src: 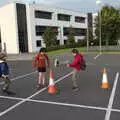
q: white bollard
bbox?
[54,59,59,67]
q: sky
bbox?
[0,0,120,13]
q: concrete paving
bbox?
[0,53,120,120]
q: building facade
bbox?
[0,2,88,54]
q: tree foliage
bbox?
[66,27,76,47]
[94,5,120,46]
[43,27,57,48]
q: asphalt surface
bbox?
[0,53,120,120]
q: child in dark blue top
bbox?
[0,53,11,92]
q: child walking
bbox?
[67,48,83,91]
[0,53,11,92]
[33,47,50,89]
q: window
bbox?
[36,26,46,36]
[57,14,71,21]
[35,10,52,19]
[64,40,67,44]
[74,28,86,36]
[75,16,85,23]
[63,28,69,36]
[36,40,41,47]
[63,27,86,36]
[35,26,58,36]
[56,40,60,45]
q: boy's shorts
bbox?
[0,62,9,77]
[37,67,46,72]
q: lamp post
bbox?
[96,0,102,54]
[87,16,89,52]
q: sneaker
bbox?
[72,87,79,91]
[2,87,8,92]
[36,84,43,89]
[43,83,48,87]
[2,84,9,92]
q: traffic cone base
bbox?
[48,70,57,94]
[101,83,109,89]
[48,85,57,94]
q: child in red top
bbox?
[67,48,83,91]
[33,48,50,89]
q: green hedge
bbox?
[46,40,86,52]
[46,45,67,52]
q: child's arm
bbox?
[45,54,50,68]
[32,54,38,69]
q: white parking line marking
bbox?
[94,53,102,59]
[1,95,120,114]
[0,72,73,117]
[0,71,36,85]
[28,99,107,111]
[86,61,95,65]
[104,72,119,120]
[0,96,24,101]
[0,54,120,118]
[11,72,37,81]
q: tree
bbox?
[66,27,76,48]
[94,5,120,46]
[43,27,57,48]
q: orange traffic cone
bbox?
[101,68,109,89]
[48,70,57,94]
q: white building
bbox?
[0,2,88,54]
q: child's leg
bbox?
[1,62,11,91]
[42,72,45,85]
[2,76,11,91]
[38,72,42,85]
[72,69,78,88]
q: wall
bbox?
[0,3,19,54]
